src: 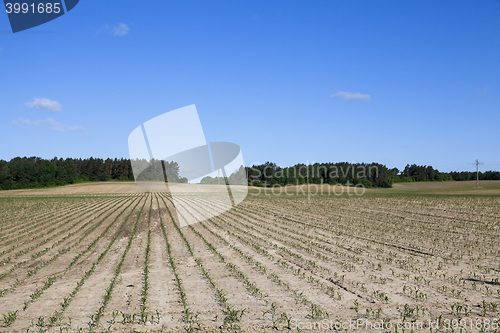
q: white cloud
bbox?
[13,117,84,132]
[113,23,130,36]
[331,91,371,101]
[25,98,62,112]
[13,117,31,126]
[98,23,130,36]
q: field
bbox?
[1,181,500,332]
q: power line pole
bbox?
[307,162,310,200]
[476,159,479,188]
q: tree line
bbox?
[199,166,247,185]
[449,170,500,181]
[0,156,184,190]
[0,157,498,190]
[390,164,453,182]
[246,162,500,188]
[246,162,392,188]
[391,164,500,182]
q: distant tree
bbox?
[55,166,69,185]
[228,165,247,185]
[164,161,180,182]
[200,176,215,184]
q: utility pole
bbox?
[476,159,479,188]
[307,163,309,195]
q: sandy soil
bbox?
[0,183,499,332]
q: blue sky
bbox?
[1,0,499,172]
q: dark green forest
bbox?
[0,157,499,190]
[246,162,500,188]
[0,157,135,190]
[0,157,191,190]
[246,162,391,188]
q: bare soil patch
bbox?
[1,182,499,332]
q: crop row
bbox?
[20,196,138,310]
[162,193,331,321]
[0,196,126,284]
[22,196,143,330]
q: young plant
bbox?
[2,310,18,327]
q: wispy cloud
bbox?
[476,86,489,95]
[331,91,371,101]
[13,117,32,126]
[25,98,62,112]
[113,23,129,36]
[13,117,84,132]
[98,23,130,36]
